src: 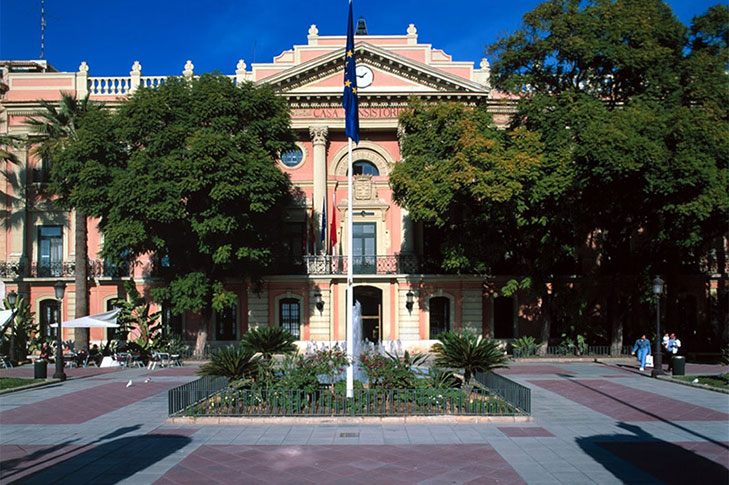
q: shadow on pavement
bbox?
[3,427,190,484]
[577,423,729,484]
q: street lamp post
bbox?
[7,290,18,365]
[651,276,664,378]
[53,281,66,381]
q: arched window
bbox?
[215,304,238,341]
[279,298,300,338]
[39,299,60,339]
[353,160,379,176]
[429,297,450,339]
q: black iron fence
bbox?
[512,345,633,358]
[168,375,229,416]
[475,372,531,415]
[170,387,524,417]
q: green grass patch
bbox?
[674,374,729,390]
[0,377,46,390]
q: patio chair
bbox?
[0,355,13,369]
[114,352,131,368]
[83,354,98,368]
[170,353,183,367]
[131,354,145,368]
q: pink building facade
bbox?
[2,24,725,352]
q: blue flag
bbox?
[343,0,360,143]
[320,196,327,246]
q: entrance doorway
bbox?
[353,286,382,343]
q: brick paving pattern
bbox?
[498,426,555,438]
[154,444,526,485]
[528,378,729,422]
[0,365,122,380]
[0,380,182,424]
[1,362,727,483]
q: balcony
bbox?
[0,259,131,279]
[302,254,419,275]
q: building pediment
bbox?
[261,42,489,98]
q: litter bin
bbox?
[672,355,686,376]
[34,359,48,379]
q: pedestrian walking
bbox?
[631,334,652,371]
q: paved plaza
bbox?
[0,361,727,484]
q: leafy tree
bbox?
[488,0,729,351]
[25,93,113,348]
[100,74,296,358]
[431,331,509,395]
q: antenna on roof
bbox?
[355,17,368,35]
[40,0,46,59]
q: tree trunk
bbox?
[608,279,624,356]
[193,310,211,359]
[74,210,89,348]
[538,287,552,356]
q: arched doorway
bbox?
[354,286,382,343]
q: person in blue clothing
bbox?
[631,334,652,371]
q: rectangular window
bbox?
[215,305,237,341]
[38,225,63,277]
[279,299,300,338]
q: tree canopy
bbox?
[96,74,296,354]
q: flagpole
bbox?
[346,137,354,398]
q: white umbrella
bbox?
[0,309,13,328]
[50,308,120,328]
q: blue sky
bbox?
[0,0,721,76]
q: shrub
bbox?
[199,344,260,382]
[511,336,538,357]
[241,326,297,360]
[359,351,417,389]
[431,331,509,394]
[423,367,461,389]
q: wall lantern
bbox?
[314,292,324,313]
[652,276,664,296]
[54,281,66,299]
[406,291,414,313]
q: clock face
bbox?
[356,65,374,88]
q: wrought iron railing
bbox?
[170,386,524,417]
[475,372,531,415]
[512,345,634,358]
[168,375,229,416]
[0,259,131,279]
[303,254,419,275]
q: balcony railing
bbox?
[303,254,419,275]
[0,259,132,278]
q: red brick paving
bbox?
[0,380,182,425]
[498,365,569,375]
[155,444,526,485]
[0,365,121,379]
[598,441,729,484]
[498,426,555,438]
[529,379,729,422]
[0,444,92,483]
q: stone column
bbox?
[309,126,328,253]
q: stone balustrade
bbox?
[82,59,250,96]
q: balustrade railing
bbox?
[303,254,419,275]
[88,76,132,95]
[140,76,166,89]
[0,259,131,279]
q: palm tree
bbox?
[26,93,99,348]
[431,330,509,396]
[240,326,297,361]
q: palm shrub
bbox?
[199,344,261,382]
[424,367,461,389]
[240,326,297,361]
[431,331,509,395]
[511,336,538,358]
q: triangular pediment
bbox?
[261,42,488,96]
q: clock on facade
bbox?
[356,65,374,88]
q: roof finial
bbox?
[355,17,368,35]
